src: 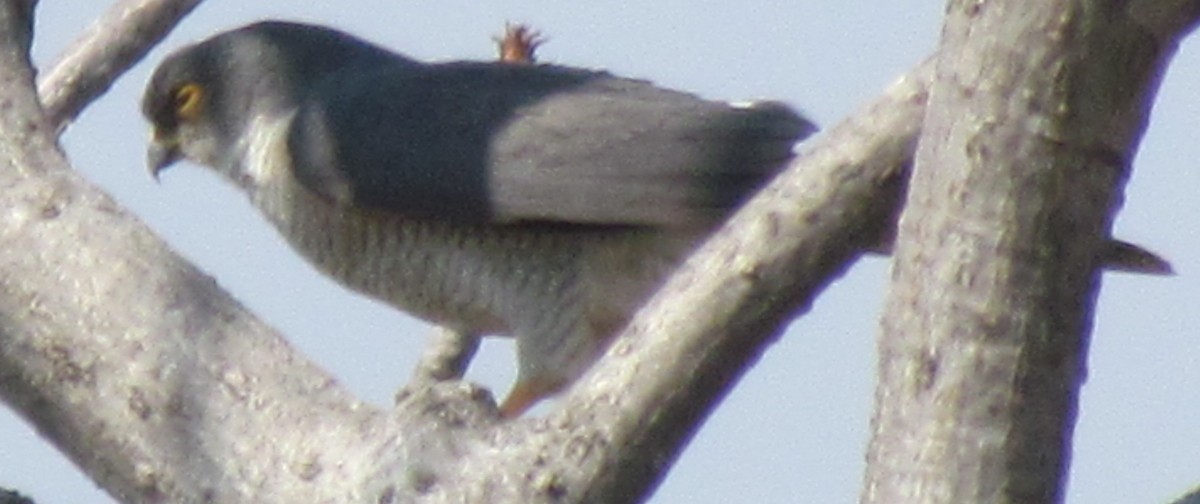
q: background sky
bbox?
[1,2,1197,503]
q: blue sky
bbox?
[2,2,1197,503]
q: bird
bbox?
[142,21,1169,417]
[142,21,816,416]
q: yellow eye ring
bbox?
[173,82,205,121]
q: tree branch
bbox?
[864,1,1199,503]
[540,61,931,503]
[0,3,407,502]
[36,0,203,133]
[1128,0,1200,40]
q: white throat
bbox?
[236,111,296,192]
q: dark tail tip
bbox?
[1102,239,1174,276]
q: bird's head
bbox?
[142,37,237,179]
[142,21,412,182]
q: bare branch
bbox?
[864,1,1196,502]
[566,62,929,502]
[1128,0,1200,40]
[36,0,203,133]
[0,2,402,502]
[2,0,34,59]
[0,0,54,163]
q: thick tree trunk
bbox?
[864,1,1199,503]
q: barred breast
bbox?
[237,110,707,385]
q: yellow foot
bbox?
[499,377,562,418]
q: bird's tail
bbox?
[1101,239,1174,275]
[864,237,1173,275]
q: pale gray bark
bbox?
[36,0,203,132]
[0,0,1194,502]
[864,1,1200,503]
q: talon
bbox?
[499,377,562,418]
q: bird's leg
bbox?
[411,326,481,383]
[410,327,558,417]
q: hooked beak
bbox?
[147,129,181,182]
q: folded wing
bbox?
[287,61,816,227]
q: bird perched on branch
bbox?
[142,21,1167,417]
[142,21,814,416]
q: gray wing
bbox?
[286,61,816,226]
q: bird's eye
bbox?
[172,82,205,121]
